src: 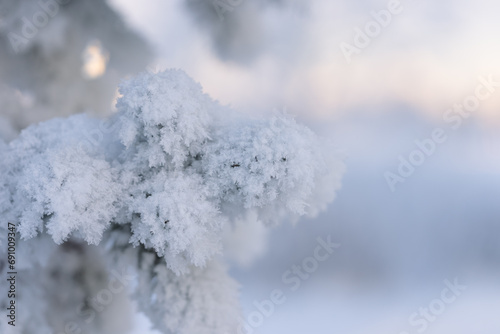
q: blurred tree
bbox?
[0,0,152,135]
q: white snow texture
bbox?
[0,69,344,334]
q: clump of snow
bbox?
[0,69,344,334]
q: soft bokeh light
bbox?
[82,40,109,79]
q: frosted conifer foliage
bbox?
[0,69,344,334]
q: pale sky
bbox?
[108,0,500,126]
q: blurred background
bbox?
[1,0,499,333]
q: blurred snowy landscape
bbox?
[231,110,500,334]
